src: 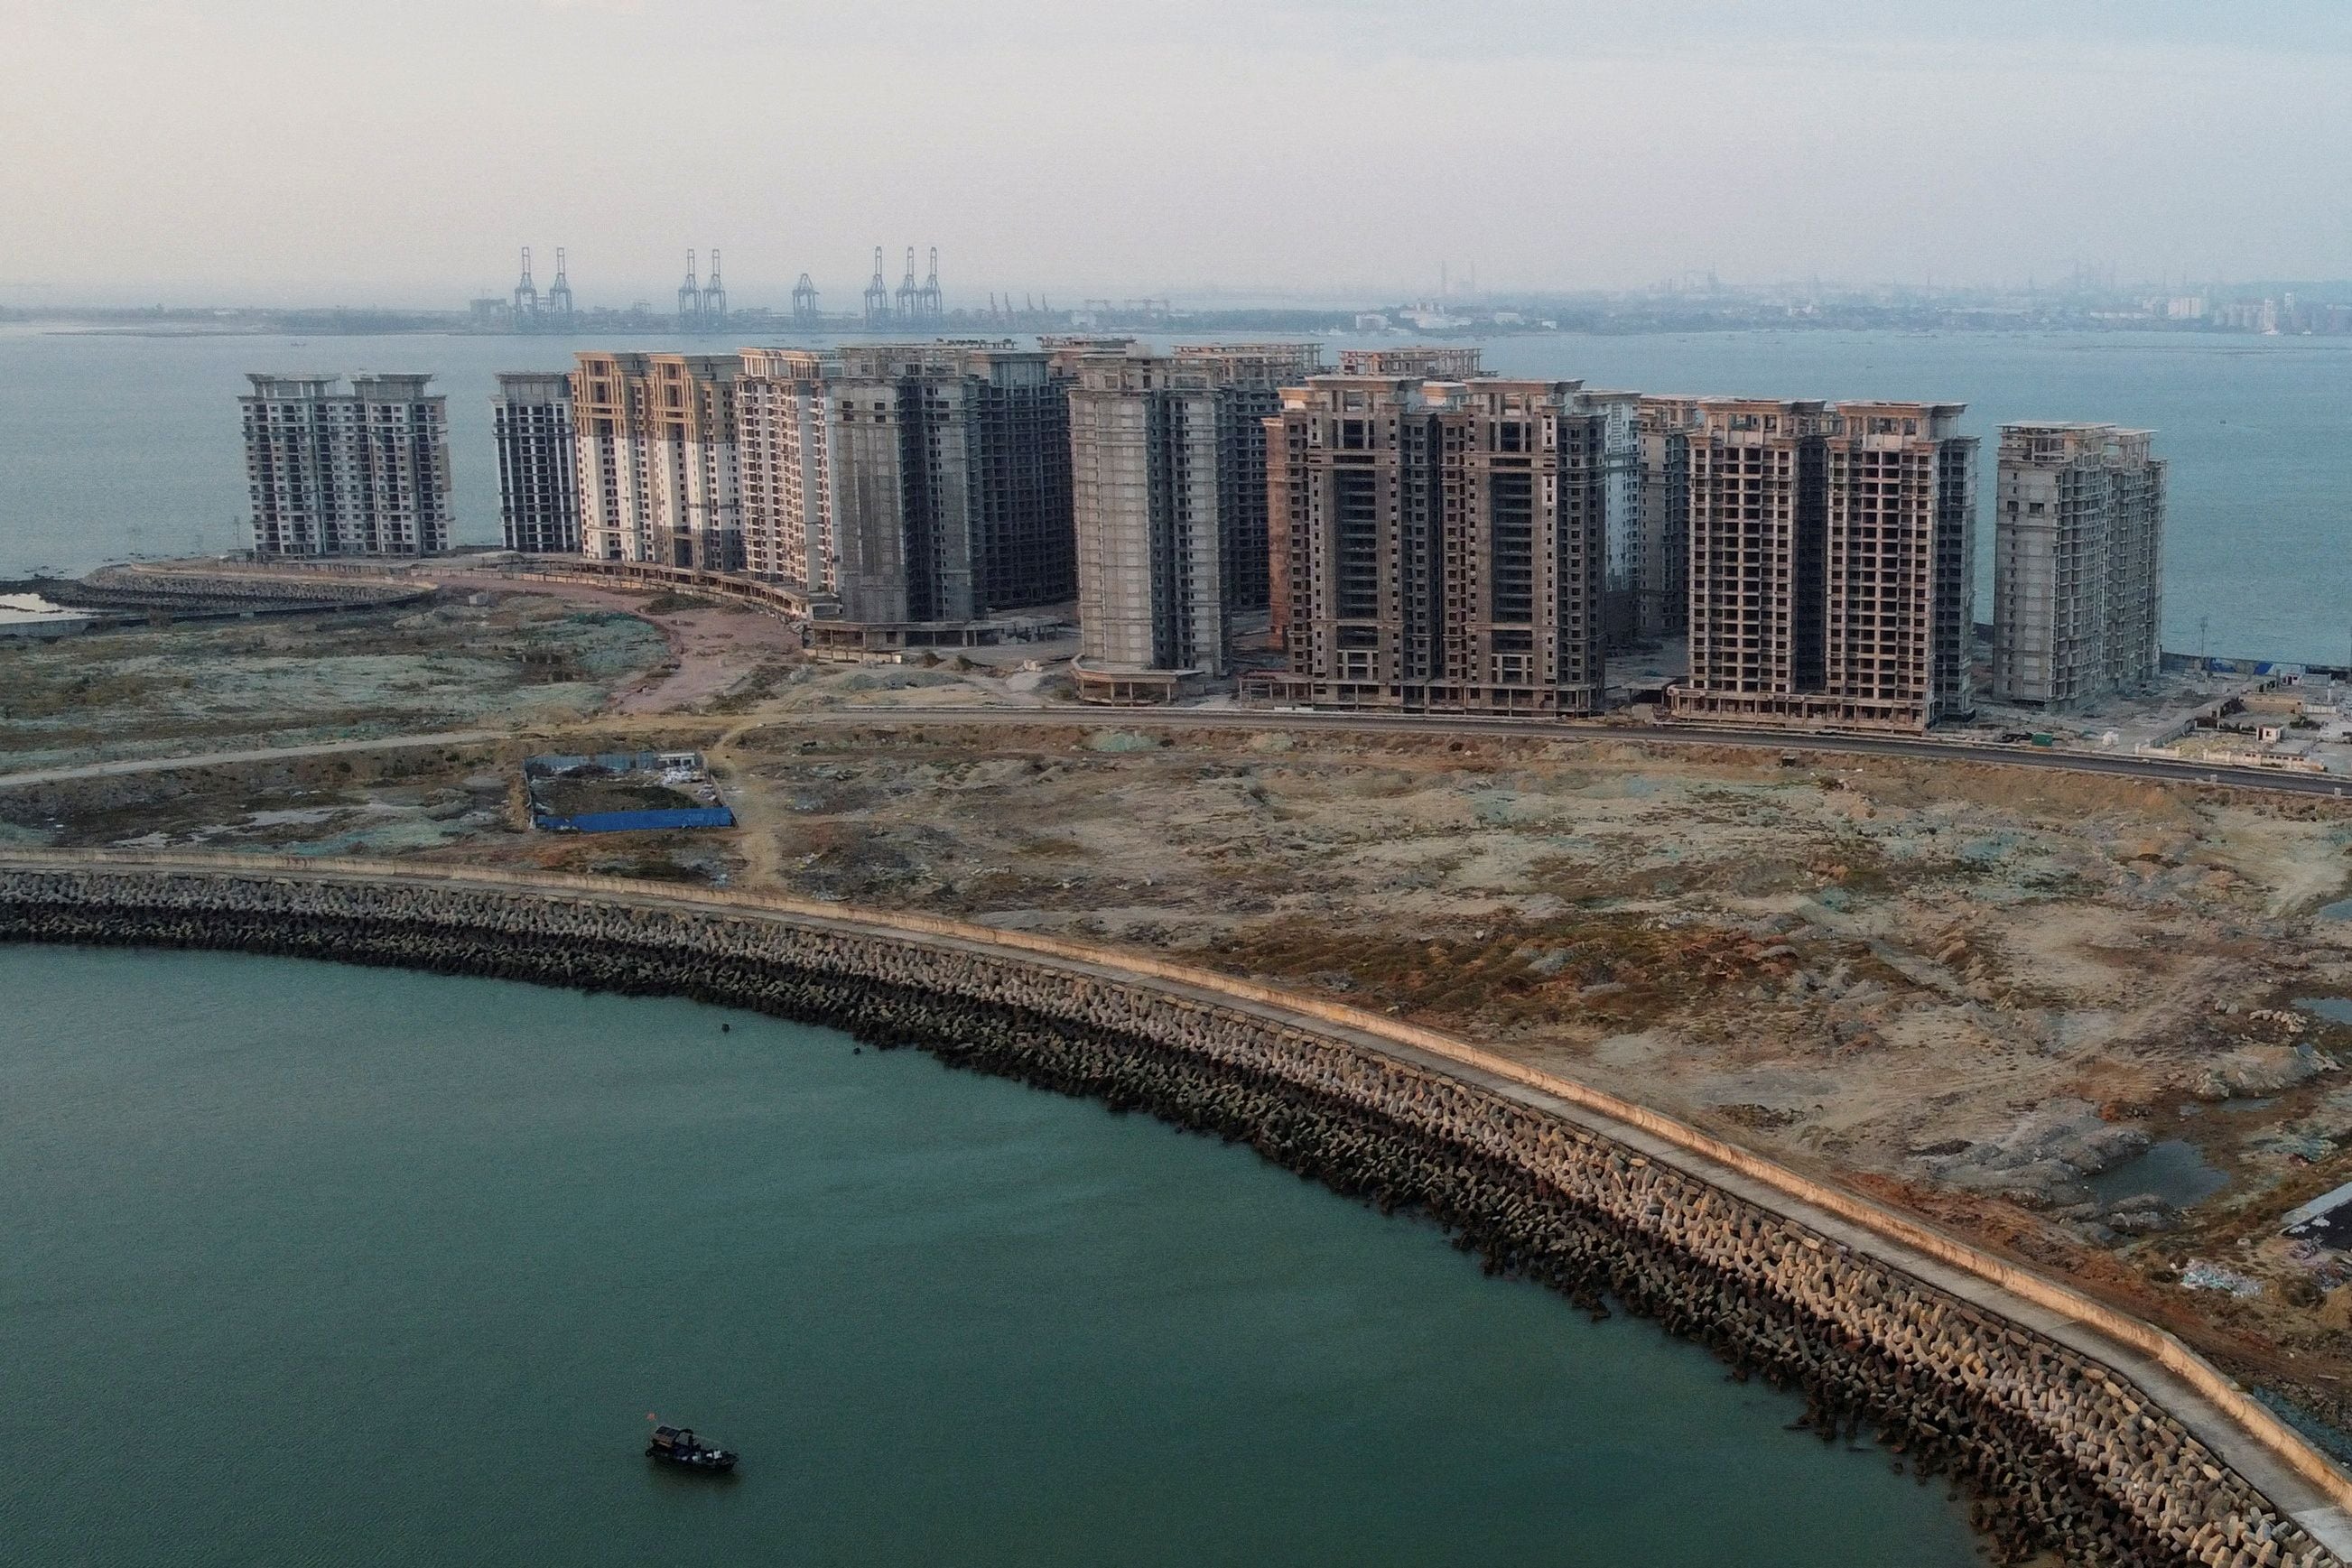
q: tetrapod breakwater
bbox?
[4,853,2348,1568]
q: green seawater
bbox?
[0,944,1984,1566]
[4,321,2349,660]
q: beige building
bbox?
[1259,349,1608,716]
[1992,422,2165,707]
[735,348,834,591]
[1067,343,1321,699]
[572,352,741,570]
[242,374,451,557]
[1668,399,1975,731]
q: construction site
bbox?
[7,562,2352,1457]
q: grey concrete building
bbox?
[773,341,1072,624]
[1575,388,1645,648]
[1992,423,2165,708]
[1066,343,1322,699]
[490,372,579,554]
[241,374,451,557]
[1259,349,1609,716]
[1667,399,1975,732]
[1632,395,1706,641]
[572,352,741,570]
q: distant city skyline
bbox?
[7,1,2352,307]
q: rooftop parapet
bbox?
[1335,346,1486,378]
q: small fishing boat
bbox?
[646,1421,738,1473]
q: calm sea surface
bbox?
[1,322,2345,660]
[0,944,1980,1566]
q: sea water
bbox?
[0,322,2347,660]
[0,943,1979,1566]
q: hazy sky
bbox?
[7,0,2351,307]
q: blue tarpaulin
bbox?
[525,748,732,833]
[532,806,735,833]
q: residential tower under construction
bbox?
[1991,422,2165,708]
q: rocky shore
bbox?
[1,862,2342,1568]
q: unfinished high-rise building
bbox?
[490,372,579,553]
[1632,395,1705,641]
[572,352,741,570]
[1992,422,2165,708]
[1065,343,1323,700]
[1258,348,1608,716]
[735,348,835,591]
[733,341,1072,623]
[1667,399,1975,731]
[241,374,451,557]
[1574,389,1644,648]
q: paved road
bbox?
[0,729,509,791]
[762,704,2352,798]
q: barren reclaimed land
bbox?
[7,577,2352,1454]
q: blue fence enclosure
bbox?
[524,750,734,834]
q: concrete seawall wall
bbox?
[4,854,2347,1568]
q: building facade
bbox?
[735,348,835,591]
[738,341,1072,625]
[1667,399,1975,731]
[572,352,741,570]
[241,374,451,557]
[1991,422,2165,707]
[1575,389,1645,648]
[1066,343,1322,694]
[1632,395,1705,642]
[1260,349,1608,716]
[490,372,579,553]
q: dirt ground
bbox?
[424,571,814,716]
[11,570,2352,1449]
[0,593,668,770]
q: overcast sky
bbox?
[6,0,2350,308]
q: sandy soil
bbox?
[428,571,811,716]
[0,593,667,769]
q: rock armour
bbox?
[0,865,2338,1568]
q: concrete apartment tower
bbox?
[1066,342,1323,700]
[490,372,580,554]
[1576,389,1647,649]
[241,374,451,557]
[829,342,1073,623]
[735,348,836,591]
[1991,423,2165,708]
[1632,396,1706,641]
[571,352,741,570]
[1261,348,1608,716]
[1666,399,1975,731]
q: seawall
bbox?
[5,852,2349,1567]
